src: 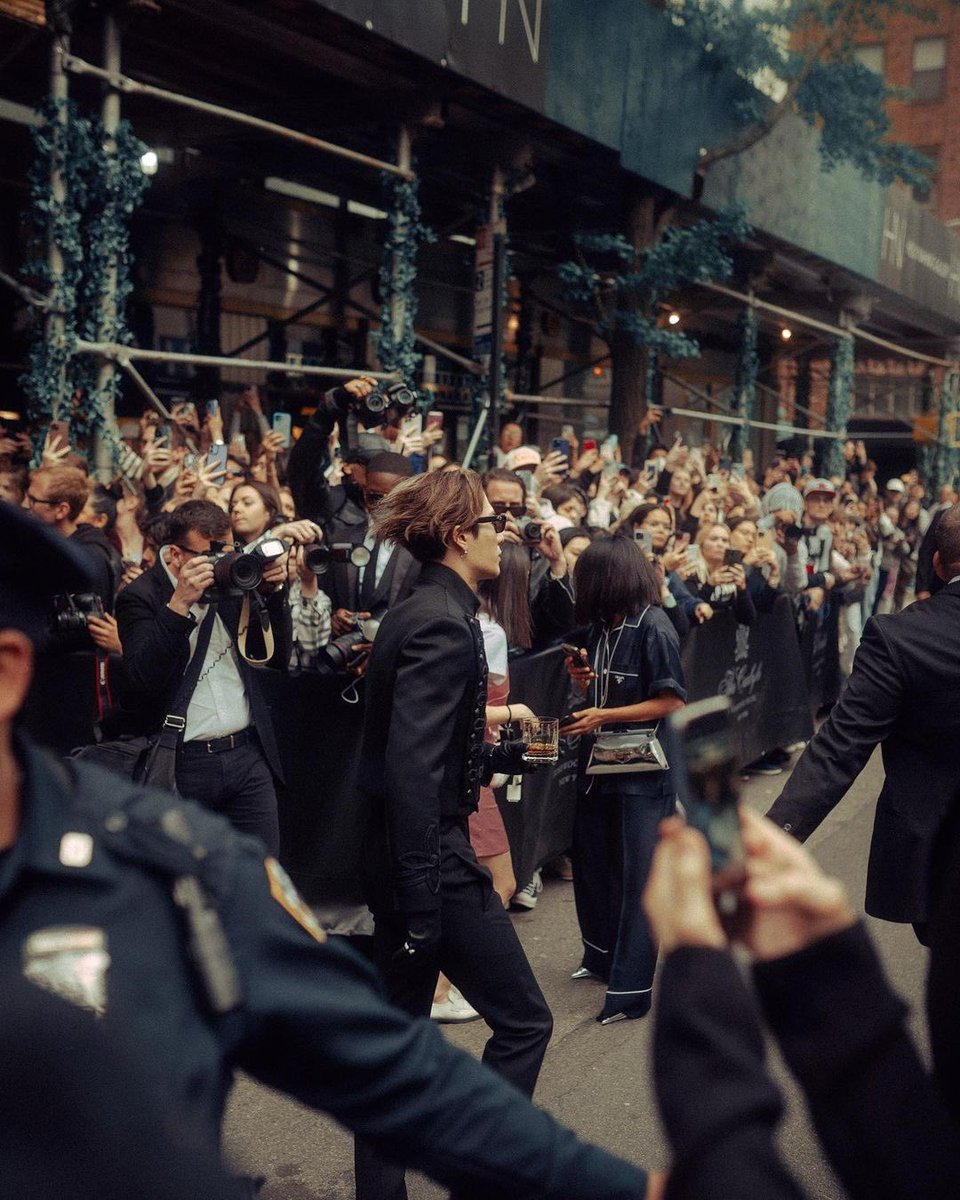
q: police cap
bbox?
[0,502,95,644]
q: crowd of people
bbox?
[5,377,960,1198]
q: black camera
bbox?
[318,630,369,674]
[323,382,419,426]
[302,542,371,577]
[519,517,544,545]
[51,592,105,639]
[202,538,286,600]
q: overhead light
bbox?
[506,314,520,333]
[140,150,159,176]
[781,327,793,341]
[449,233,477,246]
[667,312,680,326]
[346,200,389,221]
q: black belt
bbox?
[181,727,256,755]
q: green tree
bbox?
[559,0,934,462]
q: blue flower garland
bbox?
[729,304,758,462]
[821,333,854,478]
[22,99,148,460]
[377,172,435,387]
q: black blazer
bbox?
[768,580,960,923]
[357,563,488,915]
[114,560,290,779]
[320,513,420,617]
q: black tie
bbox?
[360,539,380,608]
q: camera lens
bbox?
[303,544,330,575]
[212,550,263,592]
[365,391,387,414]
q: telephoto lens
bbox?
[302,544,330,575]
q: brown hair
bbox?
[30,466,89,520]
[372,468,487,562]
[935,504,960,575]
[167,500,231,545]
[229,480,281,537]
[479,541,533,650]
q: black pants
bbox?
[176,740,279,856]
[355,824,553,1200]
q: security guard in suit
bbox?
[1,502,655,1198]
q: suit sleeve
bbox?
[286,406,337,523]
[754,924,960,1200]
[766,617,904,841]
[385,615,475,912]
[915,510,942,595]
[115,582,192,700]
[229,848,649,1200]
[654,947,806,1200]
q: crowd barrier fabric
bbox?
[27,600,816,904]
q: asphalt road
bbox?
[224,747,929,1199]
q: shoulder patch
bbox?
[265,858,326,944]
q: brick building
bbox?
[855,3,960,222]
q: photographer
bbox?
[26,466,116,613]
[114,500,291,854]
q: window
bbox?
[854,44,885,77]
[912,37,946,102]
[912,145,940,206]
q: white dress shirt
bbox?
[161,548,252,741]
[356,529,396,597]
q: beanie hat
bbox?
[761,482,804,520]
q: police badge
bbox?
[23,926,110,1016]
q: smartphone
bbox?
[561,423,576,441]
[664,696,746,918]
[686,543,701,567]
[730,462,745,481]
[718,456,732,472]
[183,452,199,471]
[426,410,444,431]
[551,437,572,461]
[560,643,590,665]
[205,400,220,420]
[154,424,170,444]
[272,411,293,449]
[723,547,744,567]
[206,443,228,474]
[600,434,618,459]
[400,411,423,440]
[582,438,598,454]
[634,529,654,554]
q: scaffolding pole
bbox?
[91,13,121,480]
[46,36,70,417]
[59,47,414,180]
[78,339,397,381]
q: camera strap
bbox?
[237,592,275,666]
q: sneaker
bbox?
[511,869,543,910]
[431,986,481,1023]
[784,740,807,754]
[544,854,574,881]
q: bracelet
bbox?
[506,705,513,722]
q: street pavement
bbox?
[224,747,929,1199]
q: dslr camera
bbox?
[201,538,286,601]
[317,614,381,675]
[322,382,419,426]
[301,541,372,577]
[51,592,105,641]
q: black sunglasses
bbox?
[474,513,508,533]
[490,501,526,518]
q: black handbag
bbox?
[72,609,215,791]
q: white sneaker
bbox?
[431,986,481,1023]
[511,869,543,910]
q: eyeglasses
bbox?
[490,501,525,518]
[474,513,508,533]
[26,492,59,508]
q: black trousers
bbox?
[355,823,553,1200]
[175,739,279,856]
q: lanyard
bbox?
[592,606,649,709]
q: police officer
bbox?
[0,502,659,1199]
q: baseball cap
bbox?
[885,478,906,494]
[803,478,837,498]
[506,446,542,471]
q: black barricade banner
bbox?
[681,597,813,765]
[495,647,579,891]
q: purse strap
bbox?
[156,607,216,751]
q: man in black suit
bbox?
[354,468,552,1200]
[322,451,420,638]
[767,504,960,939]
[115,500,291,854]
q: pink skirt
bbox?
[468,673,511,859]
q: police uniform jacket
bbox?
[768,579,960,923]
[6,739,648,1199]
[357,562,490,915]
[582,606,687,796]
[114,560,290,778]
